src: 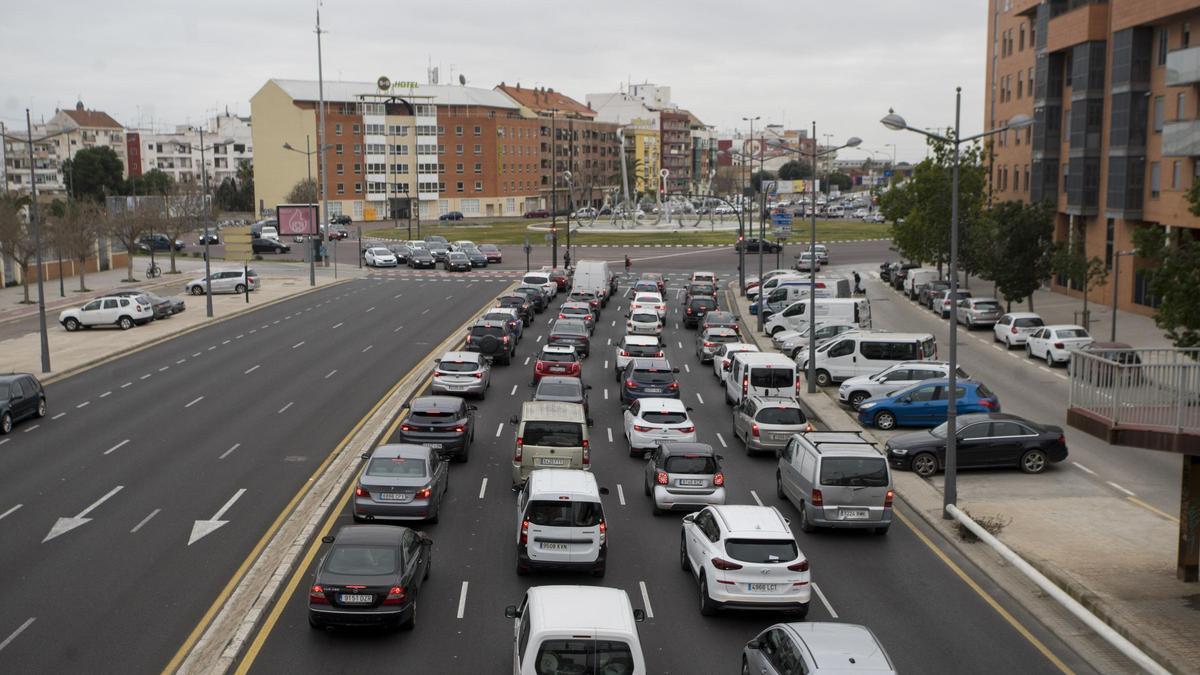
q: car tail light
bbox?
[751,423,760,438]
[703,341,715,348]
[979,399,996,409]
[655,351,663,358]
[309,584,328,604]
[558,314,567,319]
[620,350,629,357]
[713,472,725,486]
[680,425,695,433]
[884,489,894,508]
[1011,326,1019,334]
[634,424,653,432]
[519,518,529,545]
[582,440,590,465]
[503,335,510,344]
[1057,434,1066,446]
[811,488,823,506]
[686,308,693,314]
[795,375,802,390]
[355,486,369,498]
[535,362,546,372]
[1054,342,1064,349]
[400,424,412,432]
[788,559,810,572]
[473,372,483,379]
[454,424,466,433]
[382,586,407,605]
[655,470,669,485]
[598,520,606,545]
[625,378,637,388]
[668,382,679,391]
[415,486,432,500]
[711,557,743,571]
[742,375,748,395]
[514,438,523,462]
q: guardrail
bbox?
[1068,348,1200,433]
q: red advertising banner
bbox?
[276,204,319,236]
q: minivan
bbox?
[759,281,838,317]
[803,332,937,386]
[510,401,590,488]
[725,353,798,406]
[506,585,646,675]
[903,269,940,300]
[764,298,871,336]
[776,431,892,534]
[515,470,609,576]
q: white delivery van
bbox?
[764,298,871,336]
[762,282,849,317]
[725,352,798,405]
[506,585,646,675]
[804,332,937,386]
[572,260,614,306]
[903,269,940,300]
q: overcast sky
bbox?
[2,0,985,164]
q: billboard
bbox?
[276,204,319,236]
[764,179,820,195]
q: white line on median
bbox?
[51,413,65,420]
[99,391,112,398]
[617,484,626,506]
[638,581,655,619]
[130,509,161,533]
[76,402,90,409]
[362,345,374,353]
[496,423,505,437]
[244,365,260,374]
[0,504,21,521]
[219,443,241,460]
[103,439,130,455]
[0,617,36,653]
[607,427,613,443]
[332,322,344,329]
[325,370,337,378]
[750,489,763,506]
[1106,481,1136,496]
[715,433,727,448]
[696,392,705,404]
[478,477,488,499]
[510,385,518,396]
[1072,462,1096,475]
[456,581,469,619]
[812,582,838,618]
[278,402,294,414]
[292,341,305,349]
[185,396,204,408]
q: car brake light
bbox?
[713,472,724,486]
[473,372,483,379]
[620,350,629,357]
[558,314,567,319]
[382,585,407,605]
[582,440,589,465]
[355,486,369,497]
[1011,326,1019,334]
[811,488,823,506]
[711,557,743,571]
[686,308,693,314]
[787,559,810,572]
[979,399,996,409]
[626,378,637,388]
[668,382,679,391]
[415,486,432,499]
[1054,342,1064,349]
[400,424,412,432]
[309,584,328,604]
[535,362,546,371]
[703,341,715,348]
[655,470,669,485]
[884,489,894,508]
[655,351,663,357]
[503,335,510,344]
[751,423,760,438]
[514,437,523,462]
[634,424,653,432]
[1058,434,1066,446]
[454,424,466,432]
[680,425,695,433]
[598,520,606,545]
[742,375,748,395]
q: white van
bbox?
[903,269,940,300]
[510,402,590,488]
[573,260,615,305]
[804,332,937,386]
[515,470,609,576]
[522,273,557,301]
[259,225,280,242]
[725,352,798,405]
[764,298,871,336]
[506,585,646,675]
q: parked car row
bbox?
[363,236,503,269]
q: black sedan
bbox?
[439,211,464,221]
[461,248,488,267]
[512,286,548,313]
[0,373,47,434]
[407,248,436,269]
[547,318,591,357]
[252,238,291,254]
[197,232,220,245]
[397,396,476,462]
[307,525,431,631]
[497,294,534,326]
[387,244,412,264]
[735,238,782,253]
[885,413,1068,477]
[443,252,471,272]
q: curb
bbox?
[41,278,355,386]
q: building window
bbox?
[1105,218,1114,271]
[455,125,463,136]
[1178,92,1187,120]
[456,144,464,154]
[456,163,464,173]
[456,181,464,192]
[1133,268,1162,308]
[335,123,343,135]
[1158,28,1169,66]
[354,144,362,154]
[354,182,362,193]
[475,181,483,192]
[437,163,446,173]
[438,181,446,192]
[1019,24,1025,51]
[1173,160,1182,189]
[474,125,482,136]
[437,125,445,135]
[1150,161,1161,198]
[337,183,344,195]
[352,124,361,135]
[336,163,344,175]
[474,163,482,174]
[335,144,343,155]
[1154,96,1165,132]
[354,163,361,174]
[1185,22,1192,49]
[474,144,482,154]
[437,144,445,155]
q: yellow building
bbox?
[626,126,660,196]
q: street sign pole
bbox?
[223,225,254,306]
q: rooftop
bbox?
[268,79,519,109]
[495,83,595,119]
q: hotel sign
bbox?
[378,76,420,92]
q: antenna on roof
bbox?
[459,74,466,86]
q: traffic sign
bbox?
[884,170,893,177]
[771,212,793,240]
[224,226,253,262]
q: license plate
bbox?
[536,457,568,466]
[676,479,704,486]
[551,367,565,373]
[841,509,869,520]
[338,594,373,604]
[427,443,443,449]
[540,542,568,551]
[747,583,779,593]
[644,388,662,394]
[376,492,412,502]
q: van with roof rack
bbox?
[775,431,892,535]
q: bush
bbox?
[955,511,1010,543]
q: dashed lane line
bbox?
[750,489,763,506]
[292,341,305,349]
[478,478,488,499]
[715,433,728,448]
[332,322,344,329]
[496,423,504,437]
[362,345,374,353]
[617,484,626,506]
[696,393,705,405]
[1072,462,1096,475]
[1106,481,1136,497]
[185,396,204,408]
[456,582,469,619]
[103,439,130,456]
[812,583,838,619]
[278,402,294,414]
[76,401,90,409]
[607,427,614,443]
[51,413,66,420]
[130,509,161,534]
[22,425,38,433]
[510,385,518,396]
[325,370,337,379]
[219,443,242,460]
[244,365,260,375]
[638,581,655,619]
[0,617,36,654]
[99,391,111,398]
[0,504,21,521]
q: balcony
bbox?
[1162,119,1200,157]
[1166,46,1200,86]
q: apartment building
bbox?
[986,0,1200,316]
[1,101,127,194]
[130,112,253,186]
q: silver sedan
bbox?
[352,444,449,523]
[430,350,491,398]
[695,327,740,364]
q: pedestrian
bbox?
[624,254,632,273]
[853,270,863,295]
[563,250,571,269]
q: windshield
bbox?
[755,407,805,425]
[366,457,428,477]
[325,545,398,576]
[632,369,674,384]
[820,457,889,487]
[438,360,479,373]
[522,421,583,447]
[724,539,798,564]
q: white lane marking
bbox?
[607,338,612,346]
[22,425,39,433]
[610,320,616,327]
[496,423,505,438]
[192,352,202,358]
[524,357,531,365]
[675,323,680,330]
[51,413,66,420]
[750,489,763,506]
[237,334,244,339]
[158,366,170,372]
[185,396,204,408]
[715,433,728,448]
[1054,373,1068,380]
[102,439,130,455]
[607,427,614,443]
[222,340,230,345]
[456,581,469,619]
[478,478,488,499]
[0,617,36,653]
[140,374,152,380]
[536,335,542,343]
[130,509,161,533]
[421,308,430,315]
[0,504,22,521]
[677,341,683,349]
[1107,481,1136,497]
[696,393,705,404]
[121,382,133,388]
[292,341,305,349]
[510,385,518,396]
[992,345,1005,352]
[44,485,124,542]
[99,391,112,398]
[603,388,609,400]
[1072,462,1096,475]
[219,443,242,460]
[394,293,403,299]
[208,346,217,351]
[445,295,454,301]
[0,439,8,446]
[617,484,626,506]
[604,360,609,369]
[244,365,260,374]
[76,401,90,409]
[394,326,404,332]
[366,306,375,313]
[332,322,344,329]
[362,345,374,353]
[176,359,187,364]
[278,402,294,414]
[684,363,691,373]
[1038,366,1052,373]
[812,582,838,619]
[638,581,655,619]
[325,370,337,379]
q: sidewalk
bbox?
[726,284,1199,675]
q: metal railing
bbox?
[1068,348,1200,432]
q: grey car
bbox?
[732,396,810,454]
[956,297,1003,329]
[695,327,740,363]
[533,376,592,418]
[430,351,491,398]
[557,301,596,334]
[643,442,726,515]
[352,444,449,523]
[743,622,896,675]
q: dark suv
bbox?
[397,396,476,462]
[466,320,516,365]
[619,358,681,404]
[547,319,591,357]
[0,373,47,434]
[683,296,718,328]
[513,286,548,313]
[497,294,534,326]
[136,233,185,252]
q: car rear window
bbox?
[562,307,589,315]
[664,455,716,474]
[690,298,717,309]
[533,640,633,675]
[755,407,806,425]
[367,457,428,477]
[631,312,659,323]
[625,344,661,357]
[709,333,738,344]
[483,312,513,323]
[525,500,602,527]
[819,458,889,487]
[689,283,715,294]
[553,323,587,336]
[724,539,798,564]
[541,352,576,363]
[750,368,793,388]
[642,410,688,424]
[412,409,459,420]
[976,383,996,399]
[522,421,583,447]
[536,382,580,398]
[1014,317,1044,328]
[1058,328,1089,338]
[471,325,505,337]
[438,360,479,373]
[633,369,674,384]
[325,545,398,576]
[974,301,1001,312]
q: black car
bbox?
[683,296,718,328]
[619,358,681,404]
[479,244,503,263]
[307,525,431,630]
[533,376,592,418]
[888,262,921,290]
[197,232,220,245]
[461,247,488,267]
[684,281,717,305]
[735,238,782,253]
[427,242,450,261]
[0,373,47,434]
[512,286,548,313]
[387,244,412,263]
[110,289,183,319]
[885,412,1068,477]
[136,234,185,252]
[497,294,534,326]
[443,252,471,272]
[252,238,291,254]
[397,396,476,462]
[330,214,353,226]
[466,320,516,365]
[407,247,436,268]
[438,211,464,221]
[547,319,591,357]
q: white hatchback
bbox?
[364,247,398,267]
[614,335,663,379]
[630,292,666,318]
[993,312,1045,348]
[623,397,697,454]
[626,310,663,336]
[1026,324,1093,365]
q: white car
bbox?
[522,273,557,301]
[630,292,666,318]
[993,312,1045,348]
[712,342,760,381]
[186,269,259,295]
[690,271,717,284]
[681,505,811,617]
[626,310,663,336]
[364,247,398,267]
[614,335,663,378]
[807,244,829,264]
[623,397,697,454]
[836,361,968,410]
[1025,324,1094,365]
[59,294,155,331]
[771,329,803,351]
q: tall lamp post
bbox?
[741,116,759,300]
[1110,250,1135,341]
[882,91,1032,518]
[283,137,330,287]
[192,132,236,316]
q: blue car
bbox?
[857,378,999,431]
[619,358,681,405]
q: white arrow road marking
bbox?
[103,439,130,455]
[812,582,838,618]
[638,581,655,619]
[44,485,123,542]
[189,488,246,546]
[456,581,469,619]
[0,617,35,653]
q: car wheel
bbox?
[798,502,816,533]
[849,391,870,410]
[427,508,439,525]
[911,452,939,477]
[1026,344,1034,358]
[591,564,606,578]
[0,413,12,435]
[1020,449,1048,474]
[791,603,809,621]
[814,370,832,387]
[1046,350,1055,366]
[235,284,247,294]
[769,325,784,336]
[742,657,751,675]
[64,317,81,332]
[874,410,897,430]
[400,599,416,631]
[680,536,690,572]
[36,398,47,418]
[698,575,718,616]
[776,471,788,501]
[117,316,134,330]
[516,559,529,576]
[1004,335,1012,349]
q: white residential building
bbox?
[135,112,253,186]
[1,101,127,194]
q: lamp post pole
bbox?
[1110,250,1134,342]
[199,128,215,316]
[757,128,766,334]
[551,109,558,269]
[808,122,818,393]
[740,117,759,297]
[282,138,321,287]
[26,109,50,373]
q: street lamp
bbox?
[1110,250,1136,342]
[283,137,331,288]
[741,116,759,297]
[882,90,1032,519]
[195,132,237,317]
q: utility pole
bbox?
[550,109,558,269]
[199,128,214,315]
[315,6,330,281]
[26,109,50,374]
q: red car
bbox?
[541,267,570,290]
[532,345,581,383]
[523,209,550,218]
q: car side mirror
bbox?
[587,418,595,427]
[682,513,696,523]
[672,367,680,373]
[585,384,593,390]
[686,407,694,412]
[321,535,335,544]
[504,605,520,619]
[724,363,732,371]
[598,486,610,496]
[360,452,370,460]
[509,415,519,424]
[632,608,646,623]
[467,405,477,412]
[746,639,763,651]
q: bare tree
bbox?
[286,178,318,205]
[106,200,158,282]
[0,195,39,304]
[165,184,207,274]
[47,201,104,293]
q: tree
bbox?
[0,195,38,302]
[127,168,173,196]
[1133,225,1200,349]
[1052,241,1108,329]
[825,172,853,193]
[165,185,207,274]
[64,146,125,203]
[750,169,775,194]
[778,160,812,180]
[286,177,318,205]
[107,200,159,282]
[985,201,1055,311]
[47,201,103,292]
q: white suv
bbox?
[59,294,154,331]
[681,505,811,617]
[186,269,259,295]
[614,335,663,379]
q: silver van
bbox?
[510,401,590,488]
[731,396,811,454]
[515,469,609,576]
[776,431,893,535]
